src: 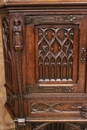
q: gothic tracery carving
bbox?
[31,122,87,130]
[38,27,74,81]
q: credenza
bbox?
[0,1,87,130]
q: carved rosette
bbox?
[13,15,24,116]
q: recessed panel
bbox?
[35,25,78,84]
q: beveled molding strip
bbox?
[26,85,74,93]
[25,15,76,25]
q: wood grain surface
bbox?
[3,0,87,2]
[0,0,87,130]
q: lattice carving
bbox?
[2,17,13,85]
[38,27,74,81]
[31,103,82,113]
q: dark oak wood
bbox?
[1,2,87,130]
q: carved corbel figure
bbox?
[13,15,23,51]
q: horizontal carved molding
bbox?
[25,15,76,25]
[31,102,82,113]
[26,86,74,93]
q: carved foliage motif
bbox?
[13,15,23,116]
[38,27,74,81]
[2,17,12,85]
[31,103,82,113]
[25,15,76,25]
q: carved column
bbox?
[13,15,24,117]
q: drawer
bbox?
[24,93,87,122]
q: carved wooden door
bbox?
[24,14,87,122]
[26,15,86,93]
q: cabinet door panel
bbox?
[26,15,87,93]
[35,25,78,83]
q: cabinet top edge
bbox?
[1,2,87,13]
[1,1,87,7]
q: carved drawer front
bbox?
[23,94,87,121]
[26,15,86,93]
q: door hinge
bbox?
[14,118,26,126]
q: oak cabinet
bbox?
[1,2,87,130]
